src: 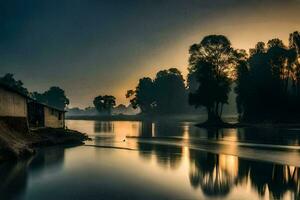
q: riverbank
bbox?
[196,121,300,129]
[0,120,89,163]
[66,114,300,129]
[66,114,238,123]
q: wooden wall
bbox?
[0,88,27,117]
[44,107,64,128]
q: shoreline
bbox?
[0,123,89,163]
[66,115,300,129]
[65,114,236,123]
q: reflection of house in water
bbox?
[29,147,65,173]
[0,148,65,200]
[0,159,32,200]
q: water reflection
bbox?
[94,121,114,133]
[88,120,300,146]
[87,120,300,199]
[0,148,65,200]
[136,140,300,199]
[1,120,300,200]
[0,159,29,200]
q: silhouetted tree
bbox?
[234,51,249,119]
[235,31,300,122]
[0,73,28,95]
[188,35,238,123]
[153,68,187,114]
[32,86,69,110]
[289,31,300,96]
[126,77,155,114]
[93,95,116,115]
[127,68,188,115]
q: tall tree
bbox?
[32,86,69,110]
[289,31,300,96]
[93,95,116,115]
[234,50,249,120]
[188,35,238,123]
[153,68,187,114]
[235,32,300,122]
[126,77,155,114]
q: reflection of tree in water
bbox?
[94,121,114,133]
[138,121,184,169]
[189,151,234,197]
[139,121,186,136]
[138,142,182,170]
[139,121,153,137]
[238,159,300,199]
[238,127,300,146]
[189,150,300,199]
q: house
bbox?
[0,82,66,129]
[0,82,30,132]
[27,101,66,129]
[0,83,29,118]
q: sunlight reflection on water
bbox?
[0,120,299,200]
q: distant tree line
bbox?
[128,31,300,123]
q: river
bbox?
[0,120,299,200]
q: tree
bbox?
[126,68,188,115]
[0,73,28,95]
[153,68,187,114]
[235,32,300,122]
[93,95,116,115]
[126,77,155,114]
[234,50,249,120]
[188,35,238,123]
[289,31,300,96]
[32,86,69,110]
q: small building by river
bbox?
[28,101,66,129]
[0,83,66,129]
[0,83,28,118]
[0,82,29,131]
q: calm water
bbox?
[1,120,300,200]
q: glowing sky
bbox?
[0,0,299,107]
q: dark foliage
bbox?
[126,77,155,114]
[235,31,300,122]
[187,35,239,123]
[0,73,29,95]
[32,87,69,110]
[126,68,188,115]
[93,95,116,115]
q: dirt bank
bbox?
[0,119,89,163]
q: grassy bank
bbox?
[0,119,89,163]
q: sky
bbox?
[0,0,299,108]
